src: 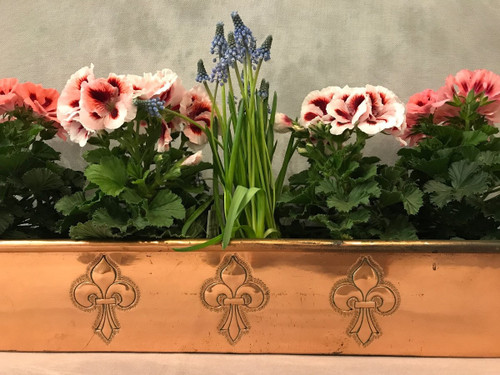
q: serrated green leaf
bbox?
[402,186,423,215]
[145,190,185,227]
[83,148,113,163]
[327,180,380,212]
[92,208,128,232]
[477,151,500,166]
[69,221,116,239]
[461,130,489,146]
[22,168,64,192]
[424,180,453,207]
[120,188,143,205]
[449,160,489,199]
[380,216,418,240]
[84,156,127,197]
[55,192,86,215]
[31,141,60,160]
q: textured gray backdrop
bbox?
[2,0,500,174]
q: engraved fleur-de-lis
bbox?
[71,255,139,343]
[331,256,399,346]
[201,255,269,344]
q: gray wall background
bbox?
[2,0,500,175]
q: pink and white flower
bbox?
[156,119,174,152]
[299,86,340,128]
[0,78,22,115]
[181,150,203,166]
[127,68,181,102]
[326,86,370,135]
[359,85,405,135]
[180,85,212,146]
[274,112,294,133]
[57,64,95,125]
[79,74,136,131]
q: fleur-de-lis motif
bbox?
[71,255,139,343]
[201,255,269,344]
[331,256,399,346]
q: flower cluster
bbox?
[199,11,272,85]
[298,85,405,136]
[0,78,61,130]
[57,65,212,151]
[399,69,500,146]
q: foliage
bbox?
[56,111,211,240]
[0,108,84,238]
[397,91,500,239]
[279,124,421,239]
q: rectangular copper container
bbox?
[0,240,498,357]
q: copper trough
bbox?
[0,240,498,357]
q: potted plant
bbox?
[0,13,498,357]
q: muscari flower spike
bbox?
[258,79,270,99]
[253,35,273,63]
[231,11,256,52]
[196,59,211,83]
[225,31,245,65]
[210,22,228,58]
[134,98,165,118]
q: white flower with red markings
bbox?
[180,85,212,146]
[299,86,339,128]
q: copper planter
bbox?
[0,239,498,357]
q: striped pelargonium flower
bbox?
[57,65,137,146]
[79,74,136,131]
[325,85,405,136]
[180,85,212,146]
[299,86,340,128]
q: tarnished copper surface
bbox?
[0,240,498,356]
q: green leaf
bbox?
[92,208,128,232]
[120,188,143,205]
[69,221,116,239]
[83,148,113,163]
[145,190,185,227]
[22,168,64,192]
[55,192,86,215]
[424,180,453,207]
[0,211,14,235]
[461,130,489,146]
[181,196,213,237]
[84,156,128,197]
[31,141,60,160]
[449,160,489,199]
[222,186,260,248]
[327,181,381,212]
[401,186,423,215]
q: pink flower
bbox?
[0,78,22,115]
[127,69,182,102]
[394,89,437,146]
[156,119,174,152]
[299,86,340,128]
[14,82,60,123]
[57,65,95,126]
[326,86,370,135]
[63,120,92,147]
[79,74,136,131]
[181,85,212,146]
[359,85,405,135]
[434,69,500,124]
[181,150,203,166]
[274,112,294,133]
